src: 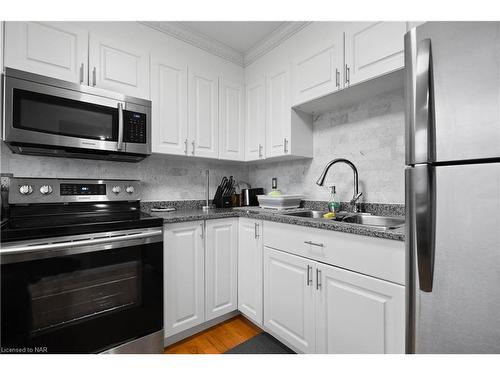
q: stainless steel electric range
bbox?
[0,177,164,354]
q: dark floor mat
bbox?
[224,332,295,354]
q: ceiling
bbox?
[178,21,285,53]
[141,21,311,67]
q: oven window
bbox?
[1,242,162,353]
[12,89,118,141]
[29,260,141,333]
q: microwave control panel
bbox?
[123,111,147,144]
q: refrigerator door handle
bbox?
[410,164,436,293]
[405,30,435,165]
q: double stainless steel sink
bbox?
[282,210,405,230]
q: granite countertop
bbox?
[146,206,405,242]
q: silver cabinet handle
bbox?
[304,240,324,247]
[200,222,204,239]
[117,103,124,151]
[316,268,322,290]
[345,64,350,85]
[191,140,195,155]
[184,139,188,155]
[92,67,97,86]
[307,265,312,286]
[79,63,84,84]
[254,222,260,239]
[258,144,263,158]
[335,68,340,88]
[283,138,288,154]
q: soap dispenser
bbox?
[328,186,340,213]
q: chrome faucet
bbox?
[316,158,362,213]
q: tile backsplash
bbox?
[248,89,405,204]
[1,89,404,204]
[0,145,249,202]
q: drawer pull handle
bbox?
[304,240,324,247]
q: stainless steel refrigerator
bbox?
[405,22,500,353]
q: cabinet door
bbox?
[89,33,150,98]
[291,32,344,106]
[205,219,238,320]
[4,21,88,83]
[164,221,205,337]
[219,78,245,161]
[245,78,266,161]
[150,54,188,156]
[238,219,263,325]
[188,67,219,159]
[344,22,407,86]
[266,65,291,158]
[263,247,315,353]
[316,263,405,353]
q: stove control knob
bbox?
[40,185,53,195]
[125,186,135,194]
[19,185,33,195]
[112,186,122,194]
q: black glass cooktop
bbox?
[1,201,163,243]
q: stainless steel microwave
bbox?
[2,68,151,162]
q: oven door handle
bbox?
[0,229,163,256]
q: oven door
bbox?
[3,75,124,153]
[0,228,163,354]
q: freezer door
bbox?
[406,22,500,164]
[414,162,500,353]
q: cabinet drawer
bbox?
[263,221,404,285]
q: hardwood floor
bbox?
[164,315,262,354]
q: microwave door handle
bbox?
[117,102,124,151]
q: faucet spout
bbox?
[316,158,361,212]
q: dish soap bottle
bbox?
[328,186,340,213]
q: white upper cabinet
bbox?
[291,31,344,106]
[264,246,316,353]
[218,78,245,161]
[188,66,219,159]
[4,22,88,83]
[344,22,407,86]
[164,221,205,338]
[315,262,405,354]
[238,218,263,325]
[266,64,292,158]
[89,32,150,98]
[245,78,266,161]
[150,53,188,156]
[205,219,238,321]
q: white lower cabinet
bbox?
[164,218,238,339]
[205,218,238,320]
[164,221,205,337]
[238,218,263,325]
[315,263,405,354]
[263,247,316,353]
[263,245,405,353]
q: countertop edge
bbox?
[149,209,405,242]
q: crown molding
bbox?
[243,22,312,66]
[140,21,244,67]
[140,21,313,68]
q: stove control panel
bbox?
[9,178,141,204]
